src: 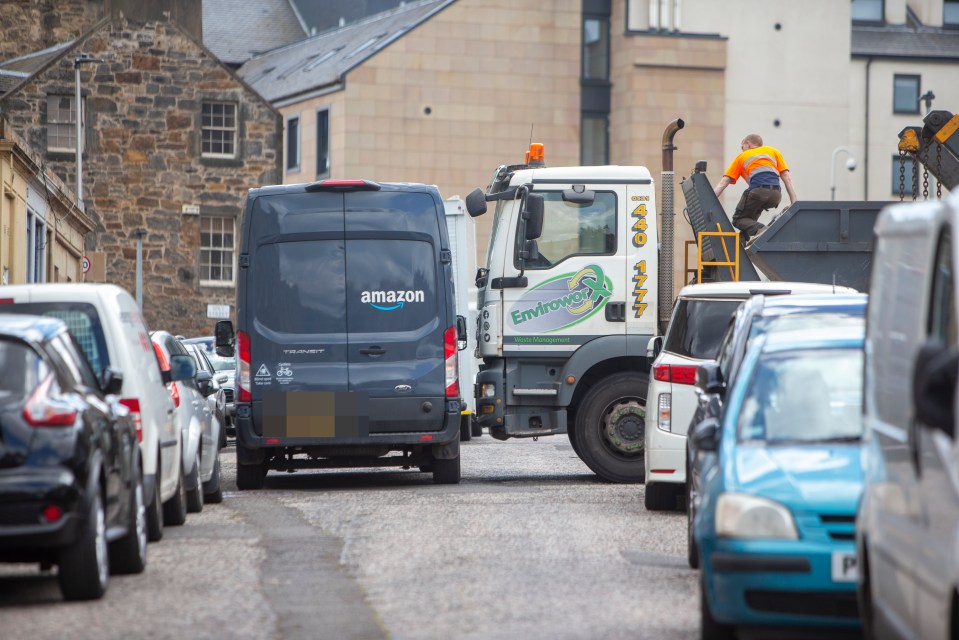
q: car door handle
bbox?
[359,347,386,356]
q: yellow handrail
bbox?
[697,224,740,282]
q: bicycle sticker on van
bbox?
[508,264,613,333]
[360,289,426,311]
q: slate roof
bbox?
[238,0,453,103]
[202,0,307,66]
[852,23,959,59]
[0,40,76,75]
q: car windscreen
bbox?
[0,339,45,404]
[737,347,863,444]
[1,303,109,374]
[663,299,743,359]
[751,310,865,339]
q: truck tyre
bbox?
[162,462,188,526]
[574,373,647,483]
[644,482,677,511]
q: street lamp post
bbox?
[830,147,857,201]
[74,54,101,211]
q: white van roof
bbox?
[676,281,857,299]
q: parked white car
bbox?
[152,331,223,511]
[857,190,959,640]
[643,280,856,510]
[0,284,186,541]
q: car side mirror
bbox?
[696,362,725,396]
[456,315,468,351]
[913,340,958,438]
[465,187,488,218]
[215,320,235,358]
[523,194,544,240]
[646,336,663,359]
[691,417,721,453]
[168,354,197,382]
[196,370,214,397]
[100,367,124,396]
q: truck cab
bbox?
[466,145,659,482]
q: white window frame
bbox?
[286,114,301,174]
[199,215,236,287]
[201,102,238,159]
[47,95,82,153]
[26,209,46,283]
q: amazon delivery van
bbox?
[219,179,465,489]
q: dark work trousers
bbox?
[732,186,781,240]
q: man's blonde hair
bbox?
[743,133,763,147]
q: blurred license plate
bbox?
[831,551,858,582]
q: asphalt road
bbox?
[0,435,699,640]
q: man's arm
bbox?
[780,170,797,204]
[714,176,732,197]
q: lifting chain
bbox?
[922,166,929,201]
[937,143,943,200]
[899,150,906,202]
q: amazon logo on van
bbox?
[360,289,425,311]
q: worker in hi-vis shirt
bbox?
[714,133,798,241]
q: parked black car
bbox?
[0,314,146,600]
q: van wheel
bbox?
[459,414,472,442]
[186,451,204,513]
[574,373,647,483]
[109,459,147,575]
[146,465,163,542]
[236,459,267,491]
[203,455,223,504]
[162,462,188,526]
[470,416,483,438]
[432,445,461,485]
[58,490,108,601]
[644,482,677,511]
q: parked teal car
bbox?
[691,328,864,638]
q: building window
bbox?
[200,216,235,285]
[316,108,330,178]
[581,112,609,166]
[892,155,919,197]
[286,116,300,173]
[47,95,81,153]
[893,75,920,114]
[26,210,46,283]
[946,0,959,26]
[851,0,883,22]
[583,17,610,80]
[201,102,237,158]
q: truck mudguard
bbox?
[556,334,654,405]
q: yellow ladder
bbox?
[697,224,740,282]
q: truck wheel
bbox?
[574,373,647,483]
[644,482,677,511]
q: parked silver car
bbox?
[151,331,224,509]
[183,341,227,449]
[182,336,235,435]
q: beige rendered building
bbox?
[0,118,94,286]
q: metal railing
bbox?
[697,225,740,283]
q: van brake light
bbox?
[305,179,381,192]
[444,326,459,399]
[237,330,251,402]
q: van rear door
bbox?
[344,190,448,434]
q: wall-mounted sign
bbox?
[207,304,230,319]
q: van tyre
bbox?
[644,482,677,511]
[163,462,188,526]
[186,451,204,513]
[109,460,147,575]
[432,441,461,485]
[236,459,267,491]
[146,465,163,542]
[58,490,108,601]
[574,373,647,483]
[470,416,483,438]
[203,455,223,503]
[459,414,472,442]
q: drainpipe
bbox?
[660,117,685,334]
[864,57,873,200]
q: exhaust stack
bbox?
[659,118,685,333]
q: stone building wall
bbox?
[1,14,281,335]
[0,0,103,61]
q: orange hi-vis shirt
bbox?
[723,146,789,188]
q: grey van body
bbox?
[232,180,462,487]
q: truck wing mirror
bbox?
[563,186,595,205]
[466,188,488,218]
[524,194,544,240]
[214,320,235,358]
[913,340,958,438]
[456,315,468,351]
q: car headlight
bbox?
[715,493,798,540]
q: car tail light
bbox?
[22,374,77,427]
[237,330,251,402]
[444,326,459,398]
[652,364,697,385]
[658,393,672,432]
[119,398,144,442]
[169,382,181,408]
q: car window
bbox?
[3,303,109,374]
[0,339,46,404]
[664,298,743,359]
[715,322,736,379]
[738,347,863,443]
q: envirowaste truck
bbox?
[464,143,661,482]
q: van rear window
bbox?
[664,299,743,360]
[2,303,109,374]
